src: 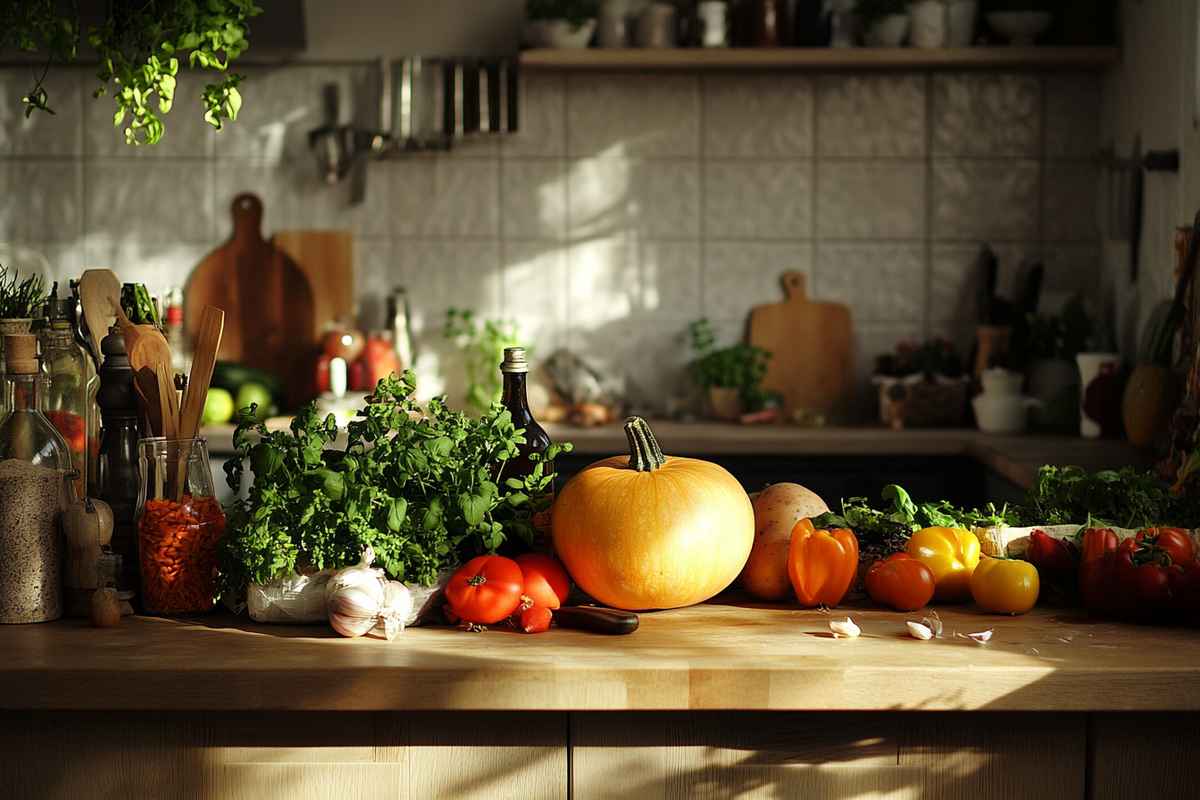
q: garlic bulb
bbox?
[326,548,388,639]
[373,581,414,641]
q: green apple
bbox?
[236,381,274,423]
[201,387,235,425]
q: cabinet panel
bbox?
[0,711,568,800]
[1091,713,1198,800]
[572,711,1086,800]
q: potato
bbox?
[739,483,829,601]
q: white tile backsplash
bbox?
[932,159,1040,240]
[569,157,700,239]
[814,243,926,323]
[567,73,700,158]
[0,69,84,157]
[0,63,1105,420]
[704,160,813,239]
[816,74,926,158]
[703,242,812,322]
[390,156,500,238]
[816,161,926,240]
[703,75,813,158]
[501,159,568,240]
[503,74,566,159]
[0,161,83,243]
[932,73,1041,157]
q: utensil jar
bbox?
[136,437,224,614]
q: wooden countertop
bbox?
[6,604,1198,713]
[201,421,1145,489]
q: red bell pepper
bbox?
[1078,528,1119,614]
[1027,529,1078,572]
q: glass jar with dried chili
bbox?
[135,437,225,615]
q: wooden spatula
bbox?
[174,306,224,501]
[178,306,225,441]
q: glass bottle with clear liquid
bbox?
[40,288,91,500]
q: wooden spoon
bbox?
[113,299,175,436]
[78,269,122,367]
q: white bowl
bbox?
[973,394,1038,434]
[986,11,1052,45]
[525,19,597,49]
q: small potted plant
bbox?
[687,319,772,422]
[857,0,910,46]
[1012,293,1092,433]
[525,0,600,49]
[0,264,48,374]
[873,338,968,428]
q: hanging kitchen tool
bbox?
[184,193,316,409]
[747,272,853,417]
[390,56,519,150]
[1102,135,1181,282]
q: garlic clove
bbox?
[906,621,933,640]
[829,617,861,639]
[960,629,994,645]
[921,611,943,638]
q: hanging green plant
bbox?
[1,0,261,145]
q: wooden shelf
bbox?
[519,46,1119,71]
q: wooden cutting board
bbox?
[184,193,315,406]
[272,229,355,334]
[747,271,853,417]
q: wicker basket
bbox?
[874,374,969,428]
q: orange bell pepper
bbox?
[788,518,859,608]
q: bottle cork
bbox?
[4,334,37,374]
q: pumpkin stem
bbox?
[624,416,667,472]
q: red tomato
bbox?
[865,553,937,611]
[1135,528,1196,567]
[519,604,552,634]
[445,555,525,624]
[515,553,570,610]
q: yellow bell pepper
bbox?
[970,556,1040,614]
[905,527,981,603]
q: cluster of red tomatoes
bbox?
[1035,526,1200,619]
[444,553,570,633]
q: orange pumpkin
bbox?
[551,416,754,611]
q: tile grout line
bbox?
[810,75,819,300]
[561,73,572,351]
[922,71,935,340]
[698,73,707,323]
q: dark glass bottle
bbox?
[499,347,553,538]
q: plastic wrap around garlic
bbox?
[325,547,412,640]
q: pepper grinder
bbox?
[95,323,143,595]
